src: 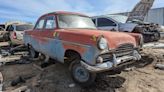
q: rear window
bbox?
[16,25,33,31]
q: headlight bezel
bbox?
[97,36,108,50]
[139,35,144,48]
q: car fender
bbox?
[119,23,138,32]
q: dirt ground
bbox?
[0,43,164,92]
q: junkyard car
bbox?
[24,11,142,86]
[0,24,10,41]
[7,23,33,45]
[92,15,161,43]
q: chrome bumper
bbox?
[81,50,141,72]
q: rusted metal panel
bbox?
[127,0,155,21]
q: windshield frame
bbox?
[57,14,97,30]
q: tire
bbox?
[153,31,160,41]
[3,33,10,41]
[70,60,96,87]
[29,46,39,59]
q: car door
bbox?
[0,25,6,39]
[39,15,58,59]
[0,25,5,34]
[6,25,14,40]
[31,18,46,51]
[97,18,118,31]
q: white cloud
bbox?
[0,0,96,22]
[0,0,163,23]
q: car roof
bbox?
[41,11,88,17]
[93,14,128,23]
[14,23,32,26]
[93,14,127,18]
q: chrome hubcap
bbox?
[74,66,89,82]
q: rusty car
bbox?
[0,24,9,41]
[24,11,142,86]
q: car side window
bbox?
[6,25,14,31]
[0,25,5,31]
[45,16,56,29]
[35,19,45,29]
[6,26,10,31]
[97,18,116,27]
[92,19,96,24]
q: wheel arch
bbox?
[64,49,82,62]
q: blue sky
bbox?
[0,0,163,24]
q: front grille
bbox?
[115,44,134,57]
[100,54,113,62]
[99,44,134,62]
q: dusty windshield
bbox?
[108,15,128,23]
[58,14,96,29]
[16,24,33,31]
[0,25,5,31]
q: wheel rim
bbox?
[154,33,159,39]
[74,66,89,82]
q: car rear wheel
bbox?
[29,46,39,59]
[70,60,96,87]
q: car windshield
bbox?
[0,25,5,31]
[58,14,96,29]
[107,15,128,23]
[16,24,33,31]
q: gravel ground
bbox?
[0,42,164,92]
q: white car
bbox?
[6,23,33,45]
[92,15,161,43]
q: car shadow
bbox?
[127,55,155,69]
[81,76,125,92]
[81,54,155,92]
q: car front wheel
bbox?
[29,46,39,59]
[153,31,160,41]
[70,60,96,87]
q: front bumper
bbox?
[81,50,141,72]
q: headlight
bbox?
[98,37,108,50]
[96,56,103,63]
[139,35,144,48]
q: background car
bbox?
[0,24,10,41]
[7,23,33,46]
[92,15,161,43]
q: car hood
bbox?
[58,29,137,49]
[160,25,164,32]
[119,23,138,32]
